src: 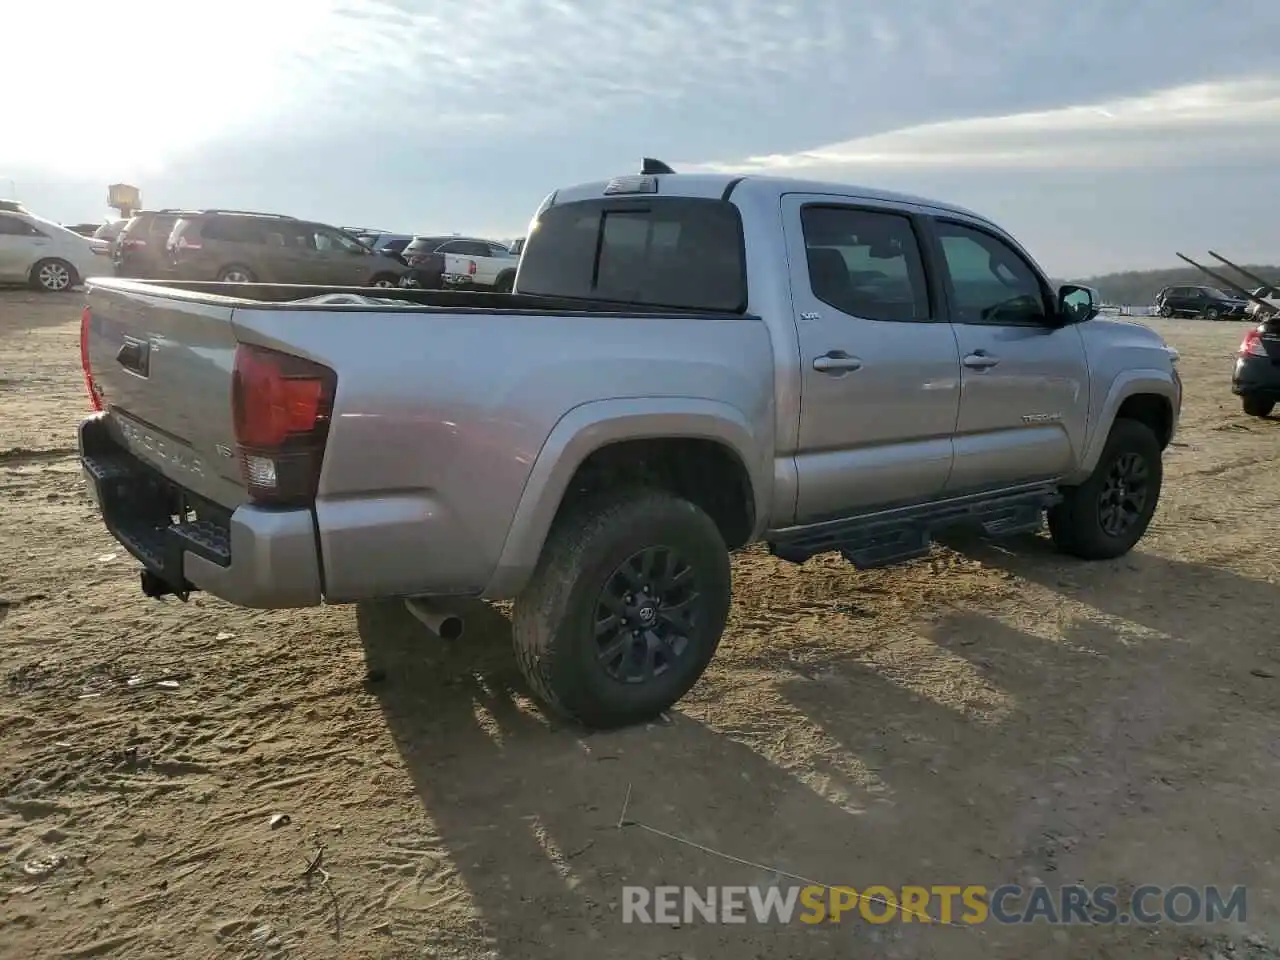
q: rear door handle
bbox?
[962,352,999,370]
[813,351,863,374]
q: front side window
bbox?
[799,205,930,322]
[935,220,1048,325]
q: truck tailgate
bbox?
[84,284,247,509]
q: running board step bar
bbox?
[767,483,1061,569]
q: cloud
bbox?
[0,0,946,177]
[682,76,1280,175]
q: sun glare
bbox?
[1,0,355,178]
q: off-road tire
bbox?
[512,489,731,729]
[1048,418,1162,560]
[1242,397,1275,418]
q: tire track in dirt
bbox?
[0,446,78,466]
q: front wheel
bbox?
[494,273,515,293]
[369,274,398,288]
[1242,397,1275,418]
[1048,418,1162,560]
[1158,304,1173,318]
[1203,306,1221,321]
[512,489,732,729]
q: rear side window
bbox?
[202,217,269,243]
[517,198,747,312]
[799,205,930,322]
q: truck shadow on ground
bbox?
[945,531,1280,684]
[356,599,993,959]
[355,547,1280,960]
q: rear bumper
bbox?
[1232,355,1280,399]
[78,414,323,608]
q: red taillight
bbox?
[80,307,102,411]
[1240,329,1267,358]
[467,259,477,275]
[230,343,336,504]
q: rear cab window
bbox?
[517,197,748,312]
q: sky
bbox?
[4,0,1280,276]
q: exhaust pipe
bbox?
[404,598,465,640]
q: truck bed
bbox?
[102,278,750,318]
[78,276,774,605]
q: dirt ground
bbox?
[2,288,1280,960]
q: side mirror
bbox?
[1057,283,1099,324]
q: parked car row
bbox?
[2,199,527,293]
[106,211,521,290]
[399,235,520,291]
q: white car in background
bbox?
[400,235,521,290]
[1246,283,1280,319]
[0,206,107,291]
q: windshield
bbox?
[30,214,78,238]
[516,197,747,312]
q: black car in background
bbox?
[1155,284,1250,320]
[1232,312,1280,417]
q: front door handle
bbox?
[962,352,999,370]
[813,351,863,374]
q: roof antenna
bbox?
[641,158,675,175]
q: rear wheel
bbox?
[1242,397,1275,418]
[513,489,731,729]
[1048,418,1162,560]
[369,274,398,288]
[217,265,255,283]
[30,258,76,292]
[1158,303,1173,318]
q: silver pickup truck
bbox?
[77,161,1182,729]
